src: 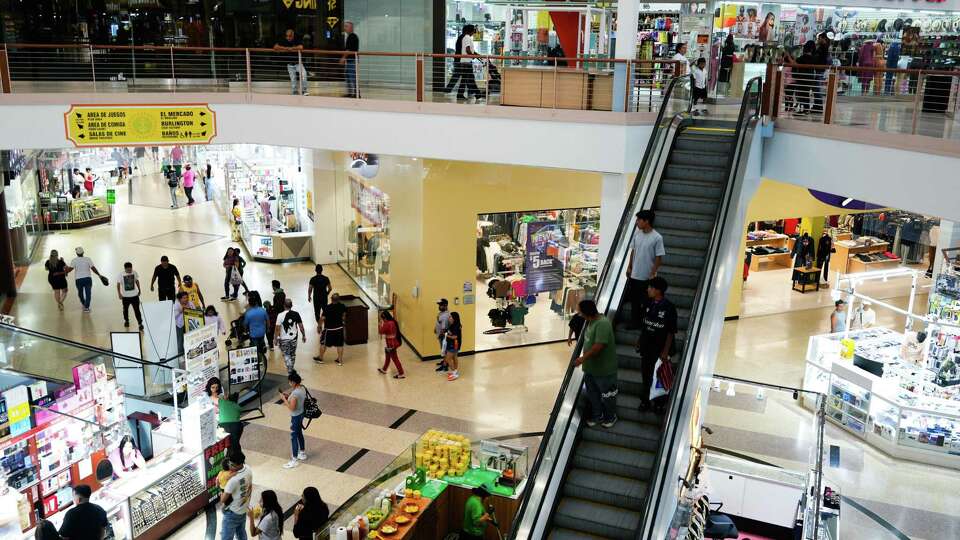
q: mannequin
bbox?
[817,231,834,282]
[855,301,876,329]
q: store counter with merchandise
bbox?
[323,430,527,540]
[39,194,111,229]
[803,326,960,468]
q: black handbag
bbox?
[301,388,322,428]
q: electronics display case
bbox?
[804,328,960,468]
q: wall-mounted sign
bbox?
[64,104,217,147]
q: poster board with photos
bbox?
[184,323,220,404]
[228,346,260,386]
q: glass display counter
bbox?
[804,328,960,468]
[40,195,111,229]
[322,430,528,540]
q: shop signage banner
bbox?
[184,323,220,403]
[525,221,564,295]
[228,347,260,385]
[64,104,218,147]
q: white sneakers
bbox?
[283,452,307,469]
[297,451,307,461]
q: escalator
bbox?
[512,77,764,540]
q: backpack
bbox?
[301,388,323,428]
[167,172,178,187]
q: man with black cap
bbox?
[462,485,494,540]
[638,277,678,413]
[435,299,452,372]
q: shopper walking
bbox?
[264,301,277,350]
[58,485,108,540]
[377,310,404,379]
[830,299,847,333]
[435,299,452,371]
[182,163,197,206]
[248,490,283,540]
[271,280,286,314]
[166,164,180,208]
[244,295,270,361]
[637,277,678,414]
[452,25,482,101]
[44,249,69,311]
[718,34,735,95]
[444,312,463,381]
[280,371,308,468]
[275,29,307,96]
[116,262,144,330]
[275,299,306,373]
[232,198,243,241]
[342,21,360,98]
[205,161,215,201]
[220,451,253,540]
[66,247,104,313]
[150,255,182,301]
[575,299,618,428]
[205,305,228,336]
[179,274,205,309]
[222,248,243,301]
[314,293,346,365]
[174,292,195,355]
[690,57,708,115]
[292,487,329,540]
[83,168,95,195]
[625,210,664,329]
[307,264,332,322]
[444,26,468,94]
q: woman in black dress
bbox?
[44,250,69,311]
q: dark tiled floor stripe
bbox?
[241,423,393,470]
[306,387,412,428]
[337,449,370,473]
[842,497,911,540]
[388,408,418,429]
[343,448,398,478]
[488,431,545,441]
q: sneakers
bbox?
[601,417,618,429]
[313,356,324,364]
[377,368,387,375]
[335,359,343,366]
[123,321,130,328]
[394,374,406,379]
[585,418,600,427]
[435,364,448,372]
[283,459,300,469]
[447,371,460,381]
[220,296,230,301]
[297,451,307,461]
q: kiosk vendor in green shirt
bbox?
[462,485,493,540]
[574,299,618,428]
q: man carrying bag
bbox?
[637,277,678,414]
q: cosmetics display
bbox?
[804,326,960,468]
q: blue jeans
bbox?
[220,509,247,540]
[345,58,357,97]
[291,413,305,457]
[75,277,93,309]
[583,373,618,423]
[287,63,307,95]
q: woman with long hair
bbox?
[445,312,463,381]
[34,519,62,540]
[293,487,330,539]
[280,371,308,468]
[44,250,69,310]
[377,310,405,379]
[248,489,283,540]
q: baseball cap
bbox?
[835,299,846,306]
[437,298,449,305]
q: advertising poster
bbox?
[184,323,220,403]
[794,7,818,46]
[525,221,565,294]
[228,347,260,385]
[758,4,781,42]
[183,308,205,333]
[252,235,274,258]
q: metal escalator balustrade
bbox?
[510,76,764,540]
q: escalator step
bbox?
[669,149,729,168]
[655,194,720,216]
[616,367,646,397]
[616,394,666,426]
[549,527,607,540]
[661,163,727,183]
[655,226,712,250]
[659,178,726,200]
[673,137,733,153]
[655,210,716,233]
[574,442,655,480]
[553,498,639,540]
[657,265,701,288]
[656,245,708,270]
[563,468,648,510]
[581,417,661,452]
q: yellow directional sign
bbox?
[64,104,217,147]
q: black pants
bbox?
[454,63,481,98]
[158,286,176,302]
[184,186,194,204]
[313,297,328,322]
[818,255,830,282]
[221,422,244,456]
[122,296,143,325]
[252,335,267,365]
[628,278,649,328]
[460,533,483,540]
[444,63,463,93]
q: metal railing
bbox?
[0,43,680,112]
[771,62,960,140]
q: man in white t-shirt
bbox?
[221,451,253,540]
[672,43,690,76]
[66,246,104,312]
[625,210,665,329]
[274,298,306,373]
[455,25,483,101]
[116,261,143,330]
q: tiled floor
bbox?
[9,163,960,539]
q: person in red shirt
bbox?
[84,167,95,195]
[377,310,404,379]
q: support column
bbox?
[600,172,629,269]
[612,0,640,112]
[0,182,18,298]
[310,150,338,264]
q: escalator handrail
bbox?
[635,76,765,539]
[509,76,691,537]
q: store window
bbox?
[335,153,392,307]
[3,156,41,266]
[476,207,600,351]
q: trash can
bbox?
[340,295,370,345]
[922,74,953,113]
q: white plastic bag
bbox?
[650,358,669,400]
[229,266,243,287]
